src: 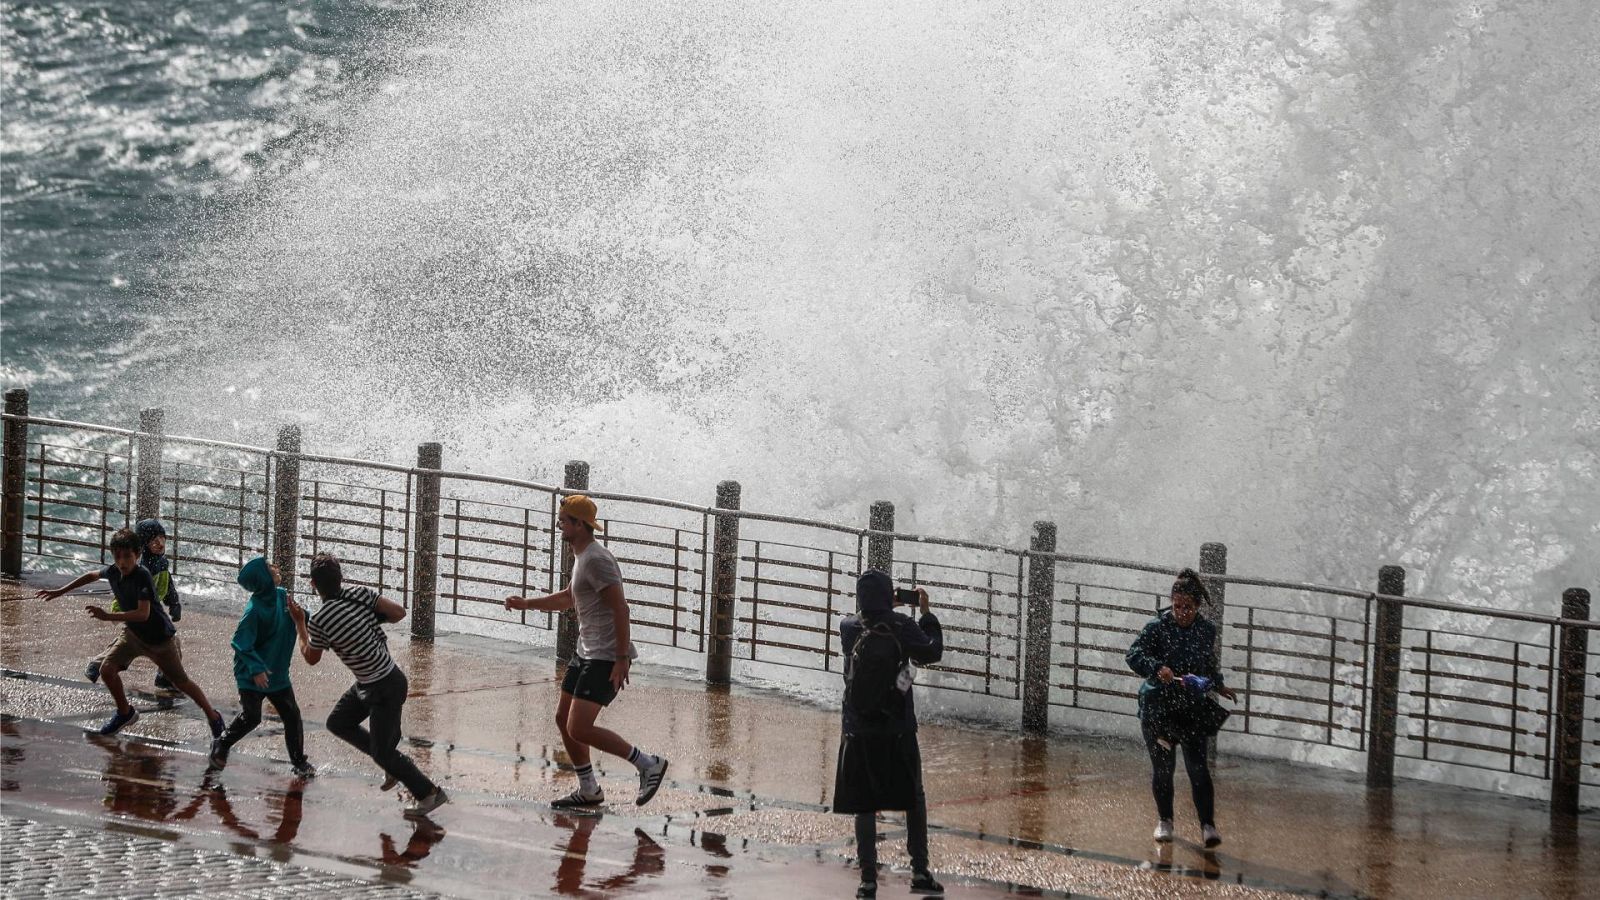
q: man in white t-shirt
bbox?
[506,494,668,808]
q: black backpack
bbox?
[846,621,905,722]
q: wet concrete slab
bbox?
[4,575,1596,898]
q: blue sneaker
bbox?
[208,711,225,739]
[85,659,102,684]
[97,708,139,735]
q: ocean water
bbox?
[3,0,1597,609]
[1,0,427,415]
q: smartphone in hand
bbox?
[894,588,919,607]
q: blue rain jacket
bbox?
[232,557,294,694]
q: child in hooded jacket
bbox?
[209,556,313,777]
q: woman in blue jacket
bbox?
[1126,568,1235,847]
[209,557,314,778]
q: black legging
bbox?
[855,737,929,879]
[1141,719,1214,826]
[217,686,307,766]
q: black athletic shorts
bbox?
[561,656,618,707]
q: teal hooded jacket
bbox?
[233,557,295,694]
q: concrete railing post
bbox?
[555,460,589,667]
[411,443,442,642]
[271,426,302,594]
[2,389,29,577]
[867,500,894,574]
[135,408,165,523]
[1023,521,1057,734]
[1199,542,1228,760]
[1551,588,1591,818]
[1367,565,1407,789]
[706,481,741,685]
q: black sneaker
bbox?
[154,671,175,692]
[855,882,877,899]
[85,659,102,684]
[291,761,317,779]
[208,738,228,770]
[909,870,944,895]
[97,708,139,736]
[635,756,668,807]
[551,787,605,809]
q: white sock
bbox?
[575,763,599,794]
[626,746,658,773]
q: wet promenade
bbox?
[1,576,1594,898]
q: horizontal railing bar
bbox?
[28,457,130,476]
[1236,621,1366,644]
[300,506,407,528]
[1402,690,1528,713]
[300,494,409,515]
[1230,643,1359,666]
[1241,664,1355,687]
[1421,713,1543,736]
[1402,734,1535,759]
[738,575,839,597]
[736,597,830,618]
[1239,710,1360,733]
[443,532,552,554]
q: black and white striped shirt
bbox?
[306,586,395,684]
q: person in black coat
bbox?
[834,569,944,898]
[1126,568,1236,848]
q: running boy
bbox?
[209,556,314,778]
[85,519,182,691]
[504,494,668,808]
[36,527,226,737]
[287,553,447,818]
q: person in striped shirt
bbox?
[287,553,448,819]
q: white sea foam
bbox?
[152,0,1599,609]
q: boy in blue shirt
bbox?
[208,556,313,778]
[37,527,225,737]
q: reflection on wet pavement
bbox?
[0,717,898,898]
[3,577,1596,899]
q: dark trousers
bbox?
[217,686,306,765]
[854,743,929,880]
[326,668,435,798]
[1142,719,1215,825]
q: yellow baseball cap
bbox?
[559,494,604,532]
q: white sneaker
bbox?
[1202,824,1222,848]
[1153,819,1174,842]
[404,787,449,819]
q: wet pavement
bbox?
[2,575,1596,898]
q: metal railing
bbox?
[1,395,1593,813]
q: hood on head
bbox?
[135,518,167,550]
[237,556,276,600]
[856,569,894,616]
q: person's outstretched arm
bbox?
[34,570,101,601]
[503,587,575,612]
